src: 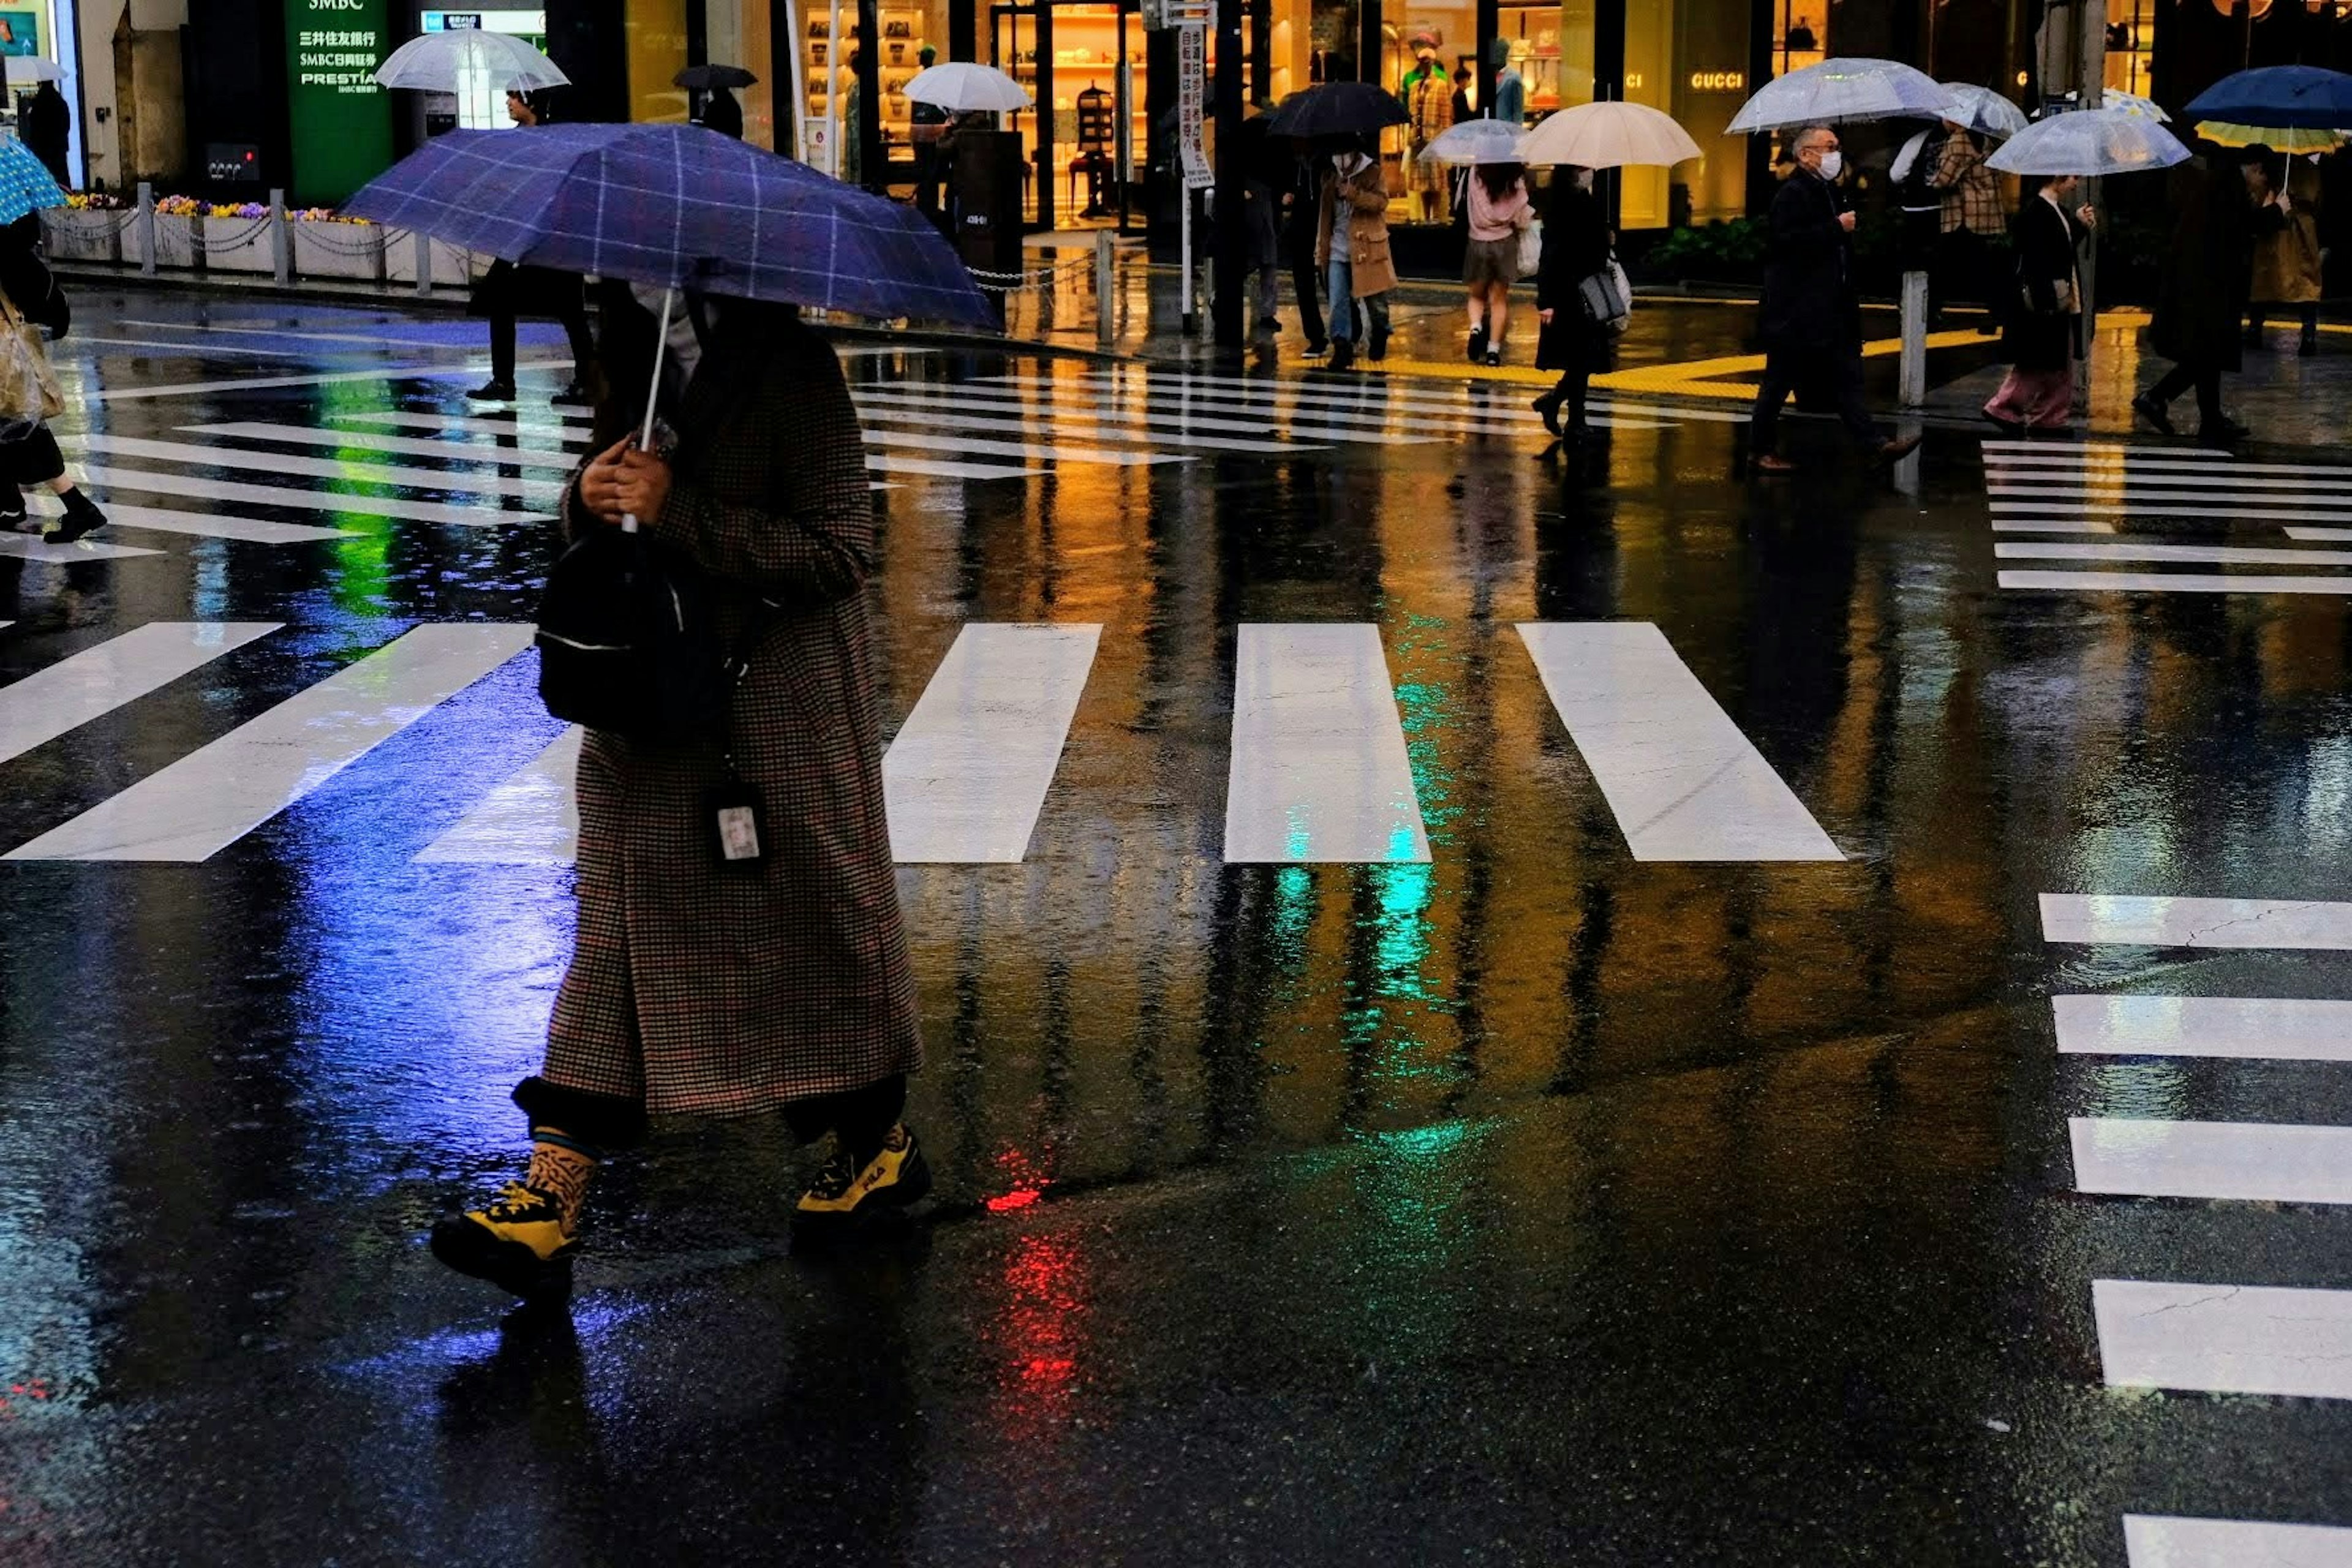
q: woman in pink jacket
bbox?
[1463,160,1531,366]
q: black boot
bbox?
[47,488,105,544]
[1531,390,1562,437]
[466,379,518,402]
[0,484,23,530]
[1466,323,1488,364]
[1327,337,1356,372]
[2130,391,2174,435]
[550,382,594,407]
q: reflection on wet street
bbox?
[1,297,2348,1565]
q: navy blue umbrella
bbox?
[344,123,994,329]
[2182,65,2352,130]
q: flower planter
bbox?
[40,209,123,264]
[151,213,200,270]
[200,213,276,274]
[383,235,482,289]
[292,222,384,281]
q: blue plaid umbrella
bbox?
[0,137,68,226]
[2183,66,2352,130]
[344,123,993,329]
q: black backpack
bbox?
[533,526,731,745]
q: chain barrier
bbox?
[965,254,1102,290]
[194,213,277,251]
[288,221,391,259]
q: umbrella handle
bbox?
[622,284,675,536]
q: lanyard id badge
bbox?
[704,778,766,867]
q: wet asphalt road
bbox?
[1,295,2348,1566]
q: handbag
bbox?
[1515,216,1543,279]
[535,525,742,745]
[0,288,64,439]
[1578,255,1632,335]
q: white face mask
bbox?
[1573,168,1594,190]
[1815,149,1843,181]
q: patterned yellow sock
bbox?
[525,1128,600,1232]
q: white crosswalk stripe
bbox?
[336,410,595,443]
[69,464,545,527]
[181,421,581,471]
[1224,623,1430,864]
[852,391,1316,453]
[31,499,361,545]
[903,378,1438,444]
[884,624,1102,863]
[2070,1117,2352,1205]
[0,532,161,563]
[2093,1279,2352,1400]
[68,434,566,503]
[7,624,533,861]
[417,725,584,865]
[1996,541,2352,568]
[0,623,279,766]
[2122,1516,2352,1567]
[2053,994,2352,1061]
[1518,622,1841,862]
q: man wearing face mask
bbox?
[1749,125,1921,473]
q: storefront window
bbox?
[2105,0,2155,97]
[1385,7,1475,222]
[1665,0,1752,225]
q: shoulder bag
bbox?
[0,288,64,440]
[1578,254,1632,335]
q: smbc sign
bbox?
[284,0,394,205]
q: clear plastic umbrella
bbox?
[1,58,64,84]
[375,31,568,94]
[1727,58,1954,133]
[1515,100,1702,168]
[1937,83,2028,138]
[1422,118,1527,165]
[903,62,1032,112]
[1985,108,2190,176]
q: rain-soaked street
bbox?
[3,295,2350,1566]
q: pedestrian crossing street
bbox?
[2041,895,2352,1565]
[1985,439,2352,600]
[0,616,1842,869]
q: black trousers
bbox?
[513,1070,907,1166]
[0,425,64,488]
[1751,344,1878,455]
[1285,213,1325,349]
[2148,360,2224,425]
[1543,370,1591,432]
[491,298,596,386]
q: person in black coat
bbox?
[1532,167,1613,442]
[1983,173,2096,431]
[0,216,103,540]
[697,86,744,139]
[468,89,598,406]
[20,82,68,187]
[2134,148,2262,442]
[1284,138,1328,355]
[1749,124,1920,472]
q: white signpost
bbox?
[1170,6,1212,332]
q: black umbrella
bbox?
[674,63,759,90]
[1264,82,1409,138]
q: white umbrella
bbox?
[1986,108,2190,176]
[903,62,1031,113]
[1,58,64,84]
[375,31,568,93]
[1728,58,1954,134]
[1516,100,1702,168]
[1422,118,1526,165]
[1938,83,2028,138]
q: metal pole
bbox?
[1210,0,1245,346]
[270,188,291,285]
[826,0,845,176]
[136,180,155,277]
[2077,0,2106,404]
[415,230,432,298]
[1181,186,1196,333]
[1899,268,1928,405]
[1096,228,1115,343]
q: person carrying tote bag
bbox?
[1532,166,1617,445]
[1983,173,2096,433]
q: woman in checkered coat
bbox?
[433,287,928,1303]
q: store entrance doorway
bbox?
[991,0,1146,233]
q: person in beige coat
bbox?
[2248,155,2324,355]
[1315,140,1396,370]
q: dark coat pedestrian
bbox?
[2149,154,2255,375]
[525,292,924,1137]
[1747,127,1917,467]
[2000,186,2086,373]
[468,90,595,404]
[698,86,744,138]
[1531,174,1614,441]
[20,83,67,187]
[0,214,103,538]
[1534,177,1613,376]
[1758,163,1859,351]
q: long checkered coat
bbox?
[541,313,923,1116]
